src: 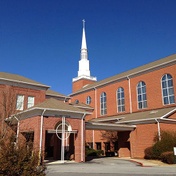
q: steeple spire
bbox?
[81,19,87,50]
[72,20,97,83]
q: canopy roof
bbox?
[90,107,176,125]
[8,98,91,123]
[86,122,136,131]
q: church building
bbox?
[1,20,176,163]
[70,20,176,158]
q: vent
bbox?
[75,99,79,104]
[150,110,158,114]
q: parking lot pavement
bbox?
[46,157,176,176]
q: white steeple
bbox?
[73,20,97,82]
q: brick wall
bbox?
[71,62,176,158]
[72,79,96,92]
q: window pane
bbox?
[162,81,167,88]
[164,97,169,105]
[168,80,173,87]
[169,96,175,104]
[27,96,34,108]
[169,88,174,95]
[163,89,168,96]
[16,95,24,110]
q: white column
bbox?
[39,109,46,165]
[61,116,65,162]
[155,119,161,141]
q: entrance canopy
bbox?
[88,107,176,127]
[7,98,91,123]
[86,122,136,131]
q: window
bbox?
[96,142,102,150]
[161,74,175,105]
[104,142,110,152]
[117,87,125,112]
[16,95,24,110]
[86,96,91,105]
[137,81,147,109]
[100,92,107,115]
[27,96,35,108]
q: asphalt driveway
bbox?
[46,157,176,176]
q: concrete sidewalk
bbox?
[125,158,176,167]
[45,157,176,167]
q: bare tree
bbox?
[100,130,118,143]
[0,85,46,175]
[0,86,17,141]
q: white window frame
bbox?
[16,95,24,110]
[86,96,91,105]
[117,87,125,112]
[137,81,147,109]
[100,92,107,115]
[27,96,35,108]
[161,74,175,105]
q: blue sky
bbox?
[0,0,176,95]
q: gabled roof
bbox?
[90,107,176,125]
[70,101,94,110]
[70,54,176,95]
[46,89,70,99]
[0,72,49,88]
[8,98,91,122]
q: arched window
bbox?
[117,87,125,112]
[161,74,175,105]
[137,81,147,109]
[100,92,107,115]
[86,96,91,105]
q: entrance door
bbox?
[45,131,75,160]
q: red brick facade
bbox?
[0,73,86,163]
[70,54,176,159]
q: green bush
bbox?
[144,130,176,162]
[152,131,176,159]
[85,147,104,157]
[161,151,175,164]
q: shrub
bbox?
[152,131,176,159]
[85,147,104,157]
[144,147,153,159]
[144,130,176,161]
[161,151,175,164]
[0,135,46,176]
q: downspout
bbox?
[81,113,86,162]
[39,109,46,165]
[155,119,161,141]
[93,87,97,149]
[127,76,132,113]
[13,116,20,147]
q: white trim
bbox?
[81,113,86,162]
[160,108,176,119]
[39,109,46,165]
[61,116,65,163]
[0,77,50,88]
[70,56,176,96]
[155,119,161,141]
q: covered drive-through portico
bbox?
[87,107,176,158]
